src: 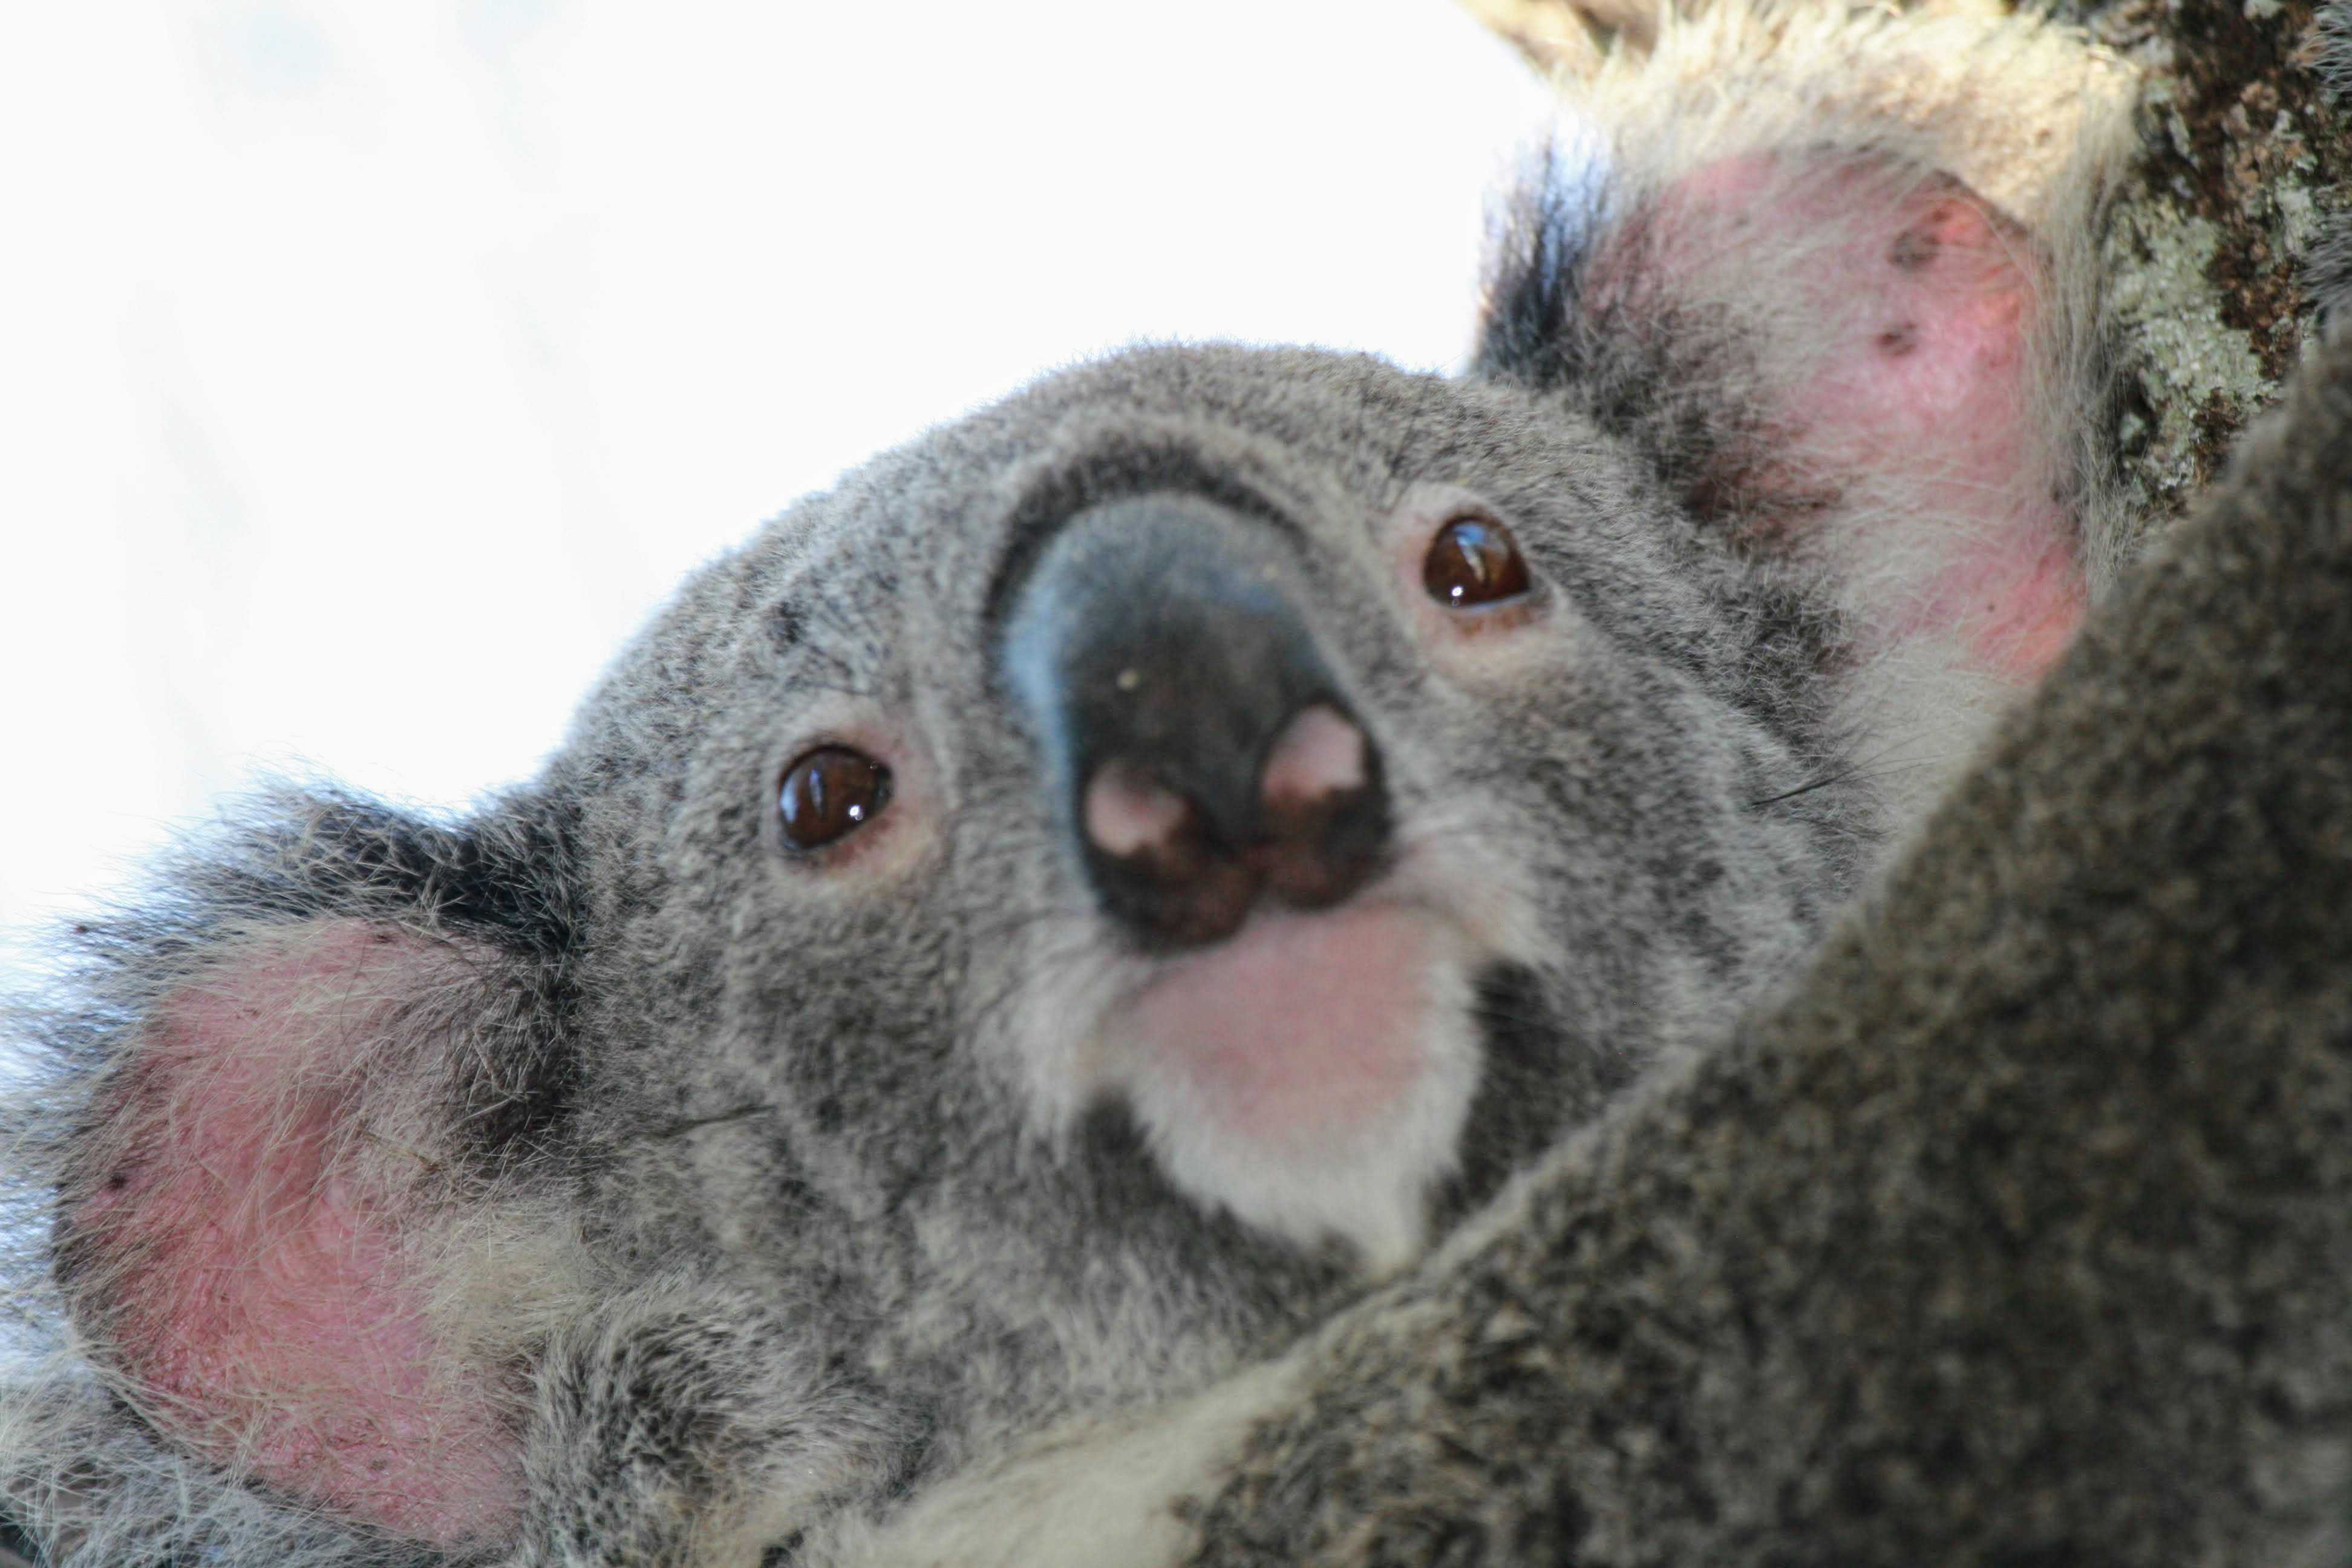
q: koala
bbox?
[1,1,2339,1565]
[843,319,2352,1568]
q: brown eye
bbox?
[1422,515,1531,609]
[777,746,893,851]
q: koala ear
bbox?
[1481,145,2088,688]
[50,800,580,1555]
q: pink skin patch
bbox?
[1911,531,2083,679]
[1085,758,1191,858]
[1625,158,2087,683]
[1260,705,1366,810]
[1122,903,1435,1153]
[70,922,520,1550]
[1803,192,2085,681]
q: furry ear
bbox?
[1486,6,2135,681]
[41,797,584,1555]
[1581,151,2080,678]
[1476,5,2133,808]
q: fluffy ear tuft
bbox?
[20,788,590,1555]
[1478,4,2135,810]
[54,915,578,1552]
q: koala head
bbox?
[575,339,1855,1255]
[13,119,2103,1561]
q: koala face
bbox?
[12,83,2099,1555]
[547,342,1857,1458]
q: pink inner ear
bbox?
[1805,189,2083,679]
[73,922,521,1550]
[1630,157,2086,681]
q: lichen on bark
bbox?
[2048,0,2352,520]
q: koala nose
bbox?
[1000,492,1391,950]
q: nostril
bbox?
[1083,772,1257,948]
[1258,706,1387,913]
[1084,759,1192,858]
[1260,704,1367,812]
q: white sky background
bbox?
[0,1,1560,946]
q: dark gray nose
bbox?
[1000,492,1391,950]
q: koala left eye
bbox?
[777,746,895,851]
[1422,514,1532,609]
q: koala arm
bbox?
[490,1273,914,1568]
[827,330,2352,1567]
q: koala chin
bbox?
[1075,865,1497,1272]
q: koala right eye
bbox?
[1422,514,1532,609]
[777,746,895,851]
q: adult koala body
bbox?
[0,2,2232,1564]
